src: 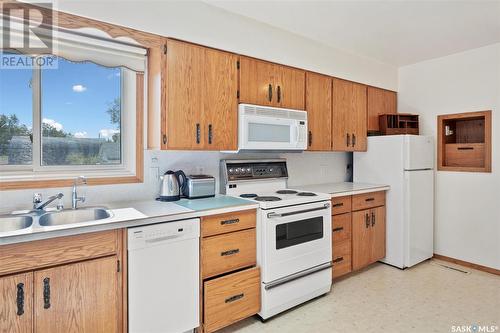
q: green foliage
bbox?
[42,122,71,138]
[0,114,31,154]
[65,152,104,165]
[106,98,121,143]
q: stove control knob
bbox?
[235,168,240,174]
[247,168,251,173]
[228,168,234,174]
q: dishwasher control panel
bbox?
[127,218,200,250]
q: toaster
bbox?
[183,175,216,199]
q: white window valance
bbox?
[2,17,147,72]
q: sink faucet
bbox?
[33,192,64,211]
[72,176,87,209]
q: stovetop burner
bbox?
[240,193,258,198]
[276,190,298,194]
[255,196,282,202]
[297,192,317,197]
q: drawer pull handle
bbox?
[457,147,474,150]
[16,283,24,316]
[225,293,244,303]
[43,277,50,309]
[332,203,344,208]
[220,218,239,226]
[333,257,344,264]
[365,198,375,202]
[221,249,240,256]
[333,227,344,232]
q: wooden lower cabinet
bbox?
[34,256,120,333]
[203,267,260,333]
[352,206,386,271]
[332,240,352,278]
[0,273,33,333]
[0,230,125,333]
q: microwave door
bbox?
[240,115,298,150]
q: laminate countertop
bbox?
[0,195,258,245]
[295,182,390,198]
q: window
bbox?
[0,24,147,187]
[1,57,125,167]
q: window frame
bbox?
[0,66,144,190]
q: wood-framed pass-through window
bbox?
[437,110,491,172]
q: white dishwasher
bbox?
[128,218,200,333]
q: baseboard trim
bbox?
[433,254,500,276]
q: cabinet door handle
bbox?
[208,124,213,145]
[308,131,312,147]
[268,84,273,102]
[277,85,281,103]
[346,133,350,147]
[365,213,370,228]
[333,227,344,232]
[225,293,244,303]
[220,218,239,225]
[221,249,240,256]
[43,277,50,309]
[196,123,200,144]
[16,283,24,316]
[332,257,344,264]
[352,133,356,147]
[371,211,375,227]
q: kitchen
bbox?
[0,1,499,333]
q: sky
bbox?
[0,57,121,139]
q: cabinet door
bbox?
[164,39,204,149]
[203,48,238,150]
[332,78,352,151]
[367,87,397,132]
[34,256,120,333]
[352,210,372,270]
[277,65,305,110]
[0,273,32,333]
[305,72,331,150]
[239,56,278,107]
[351,83,367,151]
[370,206,386,262]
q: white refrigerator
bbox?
[354,135,434,269]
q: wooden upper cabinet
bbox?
[367,87,397,133]
[239,56,305,110]
[203,47,238,150]
[332,78,367,151]
[276,65,305,109]
[164,39,238,150]
[34,256,120,333]
[165,39,204,150]
[305,72,332,150]
[0,272,33,333]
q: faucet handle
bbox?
[33,193,42,204]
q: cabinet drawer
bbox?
[0,230,119,276]
[331,196,351,215]
[201,209,256,237]
[202,229,256,278]
[332,212,351,243]
[445,143,485,168]
[332,240,351,278]
[352,191,385,211]
[204,267,260,333]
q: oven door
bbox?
[260,201,332,283]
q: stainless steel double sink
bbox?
[0,207,112,235]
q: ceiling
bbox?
[205,0,500,67]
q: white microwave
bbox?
[238,104,308,151]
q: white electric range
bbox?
[221,159,332,320]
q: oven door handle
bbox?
[267,203,330,218]
[264,262,333,290]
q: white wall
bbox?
[398,43,500,270]
[56,0,398,90]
